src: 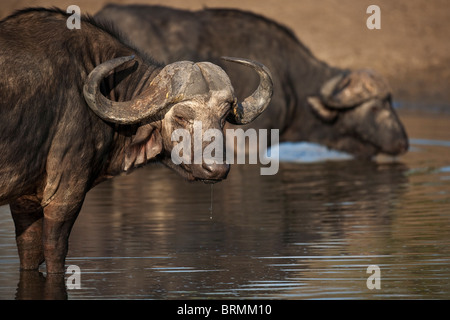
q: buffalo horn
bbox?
[320,70,390,109]
[222,57,273,125]
[83,55,171,125]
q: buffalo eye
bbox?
[174,115,190,126]
[220,103,233,128]
[220,111,229,128]
[172,105,195,126]
[371,104,382,113]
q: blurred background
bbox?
[1,0,449,105]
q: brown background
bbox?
[1,0,449,105]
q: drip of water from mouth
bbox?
[210,184,213,220]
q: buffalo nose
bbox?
[203,163,230,180]
[397,139,409,154]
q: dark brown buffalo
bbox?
[0,8,273,273]
[95,5,409,157]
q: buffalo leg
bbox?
[42,200,84,274]
[10,197,45,271]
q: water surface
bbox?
[0,109,449,299]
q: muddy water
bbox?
[0,109,450,299]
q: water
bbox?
[0,109,450,299]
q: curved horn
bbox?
[320,73,346,103]
[320,70,391,109]
[83,55,172,125]
[221,57,273,125]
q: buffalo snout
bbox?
[382,129,409,156]
[194,162,230,183]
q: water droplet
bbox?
[210,184,213,220]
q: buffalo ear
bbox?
[124,124,163,172]
[307,96,338,122]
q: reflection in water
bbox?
[15,272,67,300]
[0,111,450,299]
[69,160,413,299]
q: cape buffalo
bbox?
[95,5,409,157]
[0,8,273,273]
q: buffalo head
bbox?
[307,69,408,157]
[83,56,273,182]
